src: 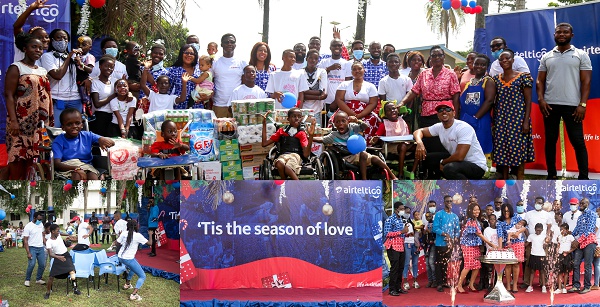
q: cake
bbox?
[486,249,517,260]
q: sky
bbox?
[183,0,552,67]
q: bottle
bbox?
[142,132,150,154]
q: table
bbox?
[137,155,201,179]
[379,135,415,158]
[480,258,519,304]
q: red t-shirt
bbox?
[269,127,309,148]
[151,141,185,156]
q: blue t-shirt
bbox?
[148,205,160,228]
[51,131,101,164]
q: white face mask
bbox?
[570,205,578,212]
[535,204,543,211]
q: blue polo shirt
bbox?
[52,131,101,164]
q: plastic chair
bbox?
[49,258,72,296]
[72,252,96,297]
[94,249,127,292]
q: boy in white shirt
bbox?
[266,49,309,109]
[141,64,189,113]
[228,65,267,103]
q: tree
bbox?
[515,0,526,10]
[355,0,369,42]
[475,0,489,29]
[0,181,79,214]
[258,0,270,44]
[493,0,516,12]
[425,1,465,48]
[548,0,594,6]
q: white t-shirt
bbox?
[508,226,524,240]
[90,60,128,80]
[148,91,176,113]
[292,62,306,70]
[318,57,351,105]
[525,210,553,233]
[117,231,148,260]
[301,67,328,114]
[91,77,118,113]
[23,222,44,248]
[338,80,378,102]
[213,56,247,107]
[114,219,128,237]
[78,221,90,246]
[40,53,80,101]
[563,210,582,233]
[493,210,501,219]
[265,69,310,109]
[403,223,415,244]
[399,67,411,77]
[427,120,488,171]
[46,236,68,255]
[558,234,575,253]
[527,232,547,256]
[228,84,267,104]
[484,227,498,250]
[109,97,137,126]
[378,75,413,102]
[489,55,530,77]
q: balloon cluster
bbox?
[135,180,145,188]
[64,179,73,191]
[25,204,32,213]
[495,179,517,189]
[30,180,37,187]
[165,180,181,188]
[440,0,483,14]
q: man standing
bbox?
[493,198,503,219]
[384,201,409,296]
[570,198,598,294]
[23,212,46,287]
[537,23,592,180]
[564,197,582,231]
[213,33,247,118]
[432,195,460,292]
[362,41,388,89]
[89,211,99,245]
[318,39,351,114]
[488,36,530,77]
[292,43,307,70]
[148,197,160,257]
[413,101,487,179]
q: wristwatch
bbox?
[579,102,587,108]
[440,159,445,166]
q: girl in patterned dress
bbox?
[497,203,526,293]
[492,49,535,179]
[4,34,52,179]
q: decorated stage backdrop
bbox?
[479,2,600,175]
[137,182,180,250]
[180,180,383,290]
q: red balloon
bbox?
[451,0,461,9]
[89,0,105,8]
[274,180,285,186]
[63,183,72,191]
[495,180,506,189]
[30,181,36,187]
[136,180,145,185]
[464,6,472,13]
[27,204,32,209]
[475,5,483,13]
[26,208,30,213]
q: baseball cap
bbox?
[569,198,579,204]
[70,216,80,223]
[435,101,454,111]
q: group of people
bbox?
[4,0,592,181]
[1,223,24,249]
[384,195,600,296]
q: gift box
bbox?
[261,272,292,288]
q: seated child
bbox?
[52,108,116,180]
[44,224,80,299]
[109,79,138,139]
[191,55,214,108]
[370,101,415,179]
[507,219,528,241]
[141,64,190,113]
[313,111,397,180]
[4,229,12,248]
[150,120,190,180]
[261,108,314,180]
[74,35,95,118]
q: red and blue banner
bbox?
[180,180,383,290]
[138,182,180,251]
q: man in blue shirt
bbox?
[432,195,460,292]
[569,198,598,294]
[147,197,160,257]
[384,201,409,296]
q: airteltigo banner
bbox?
[484,3,600,175]
[180,180,383,290]
[0,0,70,165]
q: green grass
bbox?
[0,242,179,307]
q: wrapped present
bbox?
[261,272,292,288]
[109,139,141,180]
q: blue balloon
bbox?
[442,1,452,10]
[135,183,139,188]
[100,187,107,193]
[347,135,367,155]
[281,92,297,109]
[10,194,15,199]
[469,0,477,8]
[0,210,5,220]
[48,206,53,211]
[506,179,516,186]
[172,181,181,188]
[461,0,468,6]
[66,179,73,184]
[76,0,85,6]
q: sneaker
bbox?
[553,289,562,294]
[525,286,534,293]
[591,285,600,290]
[562,288,567,294]
[414,281,420,289]
[24,281,30,287]
[130,293,142,301]
[73,288,81,295]
[579,288,591,294]
[44,293,50,299]
[36,280,46,285]
[403,282,410,290]
[542,286,547,293]
[123,283,132,290]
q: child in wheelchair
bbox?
[261,108,314,180]
[370,101,416,179]
[149,120,191,179]
[52,108,115,180]
[313,111,397,180]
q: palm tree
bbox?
[425,0,465,48]
[355,0,369,42]
[258,0,270,43]
[515,0,526,9]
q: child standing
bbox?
[109,79,138,139]
[44,224,80,299]
[378,53,413,109]
[266,49,309,109]
[302,50,328,126]
[191,55,214,108]
[228,65,267,102]
[482,213,499,289]
[141,65,189,113]
[90,55,119,137]
[207,42,218,58]
[74,36,95,118]
[555,223,575,294]
[150,120,190,179]
[525,223,551,293]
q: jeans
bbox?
[386,248,405,293]
[53,99,83,128]
[543,104,588,179]
[119,257,146,289]
[403,243,420,279]
[435,245,451,286]
[425,245,436,283]
[594,256,600,286]
[573,243,597,290]
[25,246,46,281]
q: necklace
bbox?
[470,76,483,86]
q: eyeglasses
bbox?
[430,53,444,59]
[490,43,504,49]
[183,51,195,56]
[437,107,453,113]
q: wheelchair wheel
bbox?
[259,159,272,180]
[314,157,324,180]
[319,151,339,180]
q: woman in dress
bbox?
[492,49,534,179]
[331,61,380,142]
[402,51,426,133]
[249,42,276,92]
[4,34,52,179]
[459,53,495,159]
[168,44,202,109]
[496,203,525,293]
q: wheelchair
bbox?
[28,118,111,180]
[258,144,324,180]
[319,145,392,180]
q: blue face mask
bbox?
[516,206,524,214]
[353,50,364,60]
[191,43,200,53]
[35,220,42,225]
[428,207,436,214]
[105,47,118,57]
[52,40,68,53]
[491,49,504,60]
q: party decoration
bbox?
[495,180,505,189]
[461,0,468,6]
[442,0,452,10]
[452,193,463,204]
[77,1,91,35]
[26,207,31,213]
[172,181,181,188]
[274,180,285,186]
[464,6,472,13]
[100,187,107,193]
[281,93,297,109]
[10,194,15,199]
[474,5,483,13]
[63,183,72,191]
[347,135,367,155]
[451,0,461,9]
[506,179,516,186]
[30,181,36,187]
[166,180,177,185]
[469,0,477,8]
[27,204,32,209]
[76,0,85,5]
[89,0,105,8]
[0,209,5,220]
[136,180,145,185]
[222,191,234,204]
[67,180,73,184]
[322,203,333,216]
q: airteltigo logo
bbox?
[335,185,382,198]
[2,3,61,23]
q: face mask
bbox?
[52,40,68,53]
[402,213,410,219]
[535,204,542,211]
[105,47,118,57]
[191,43,200,53]
[491,49,504,60]
[569,205,577,212]
[35,220,42,225]
[428,207,436,214]
[152,61,164,72]
[353,50,364,60]
[516,206,524,213]
[74,222,78,228]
